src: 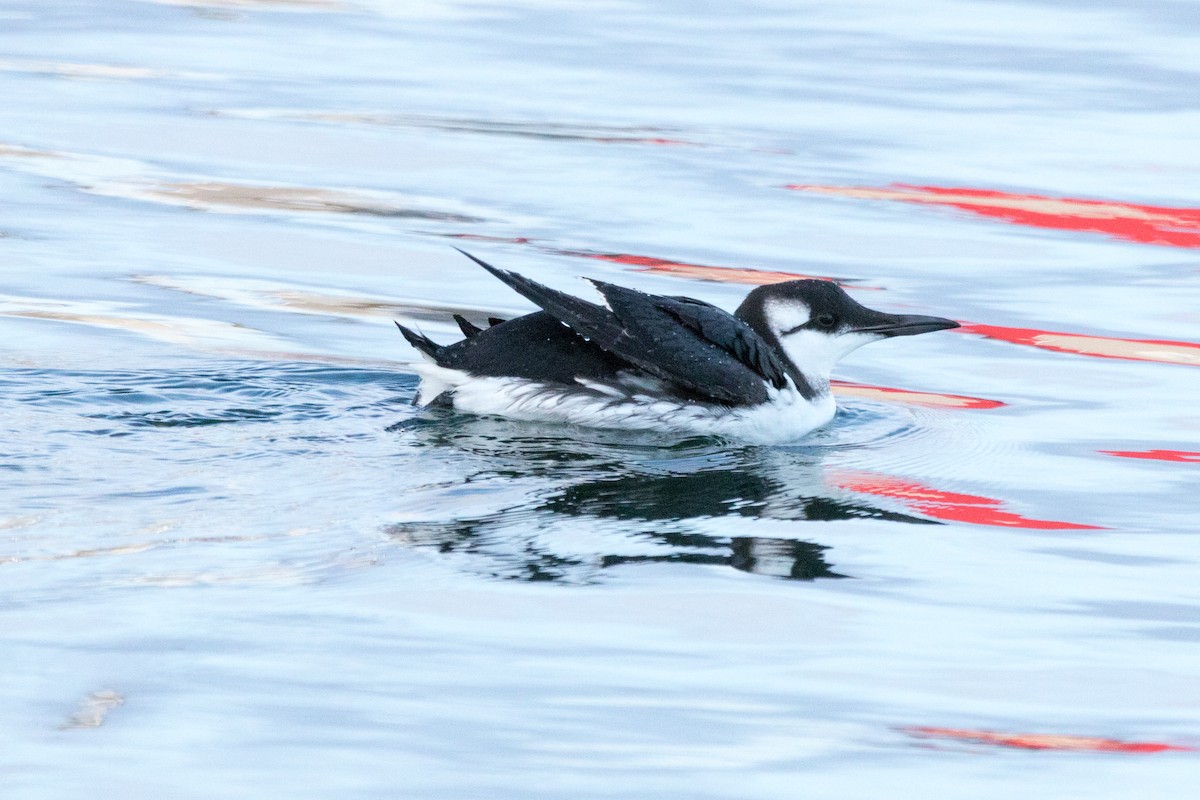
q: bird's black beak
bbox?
[852,312,960,337]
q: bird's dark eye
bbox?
[815,313,836,328]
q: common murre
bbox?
[397,250,959,443]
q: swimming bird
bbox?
[397,250,959,442]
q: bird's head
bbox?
[735,279,959,390]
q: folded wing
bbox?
[457,249,786,406]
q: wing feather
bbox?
[453,314,483,338]
[588,281,780,404]
[455,249,782,406]
[648,294,788,389]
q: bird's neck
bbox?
[784,363,824,401]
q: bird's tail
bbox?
[394,321,441,361]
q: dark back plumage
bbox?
[442,249,796,406]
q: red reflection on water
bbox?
[786,184,1200,248]
[558,250,857,286]
[829,471,1104,530]
[900,726,1194,753]
[1100,449,1200,463]
[439,235,861,287]
[830,380,1004,410]
[445,234,1200,377]
[593,136,694,146]
[958,322,1200,367]
[443,233,535,245]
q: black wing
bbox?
[395,320,440,359]
[456,249,785,406]
[452,314,483,338]
[433,310,629,386]
[591,281,789,392]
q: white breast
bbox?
[413,363,837,444]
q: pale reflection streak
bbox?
[133,182,483,221]
[145,0,342,9]
[0,531,346,588]
[0,141,487,223]
[0,293,401,365]
[133,274,497,324]
[61,691,125,731]
[0,294,289,351]
[216,108,696,146]
[0,58,218,81]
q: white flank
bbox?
[412,363,837,444]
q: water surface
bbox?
[3,1,1199,797]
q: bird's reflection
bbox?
[543,469,932,524]
[600,537,845,580]
[387,413,936,583]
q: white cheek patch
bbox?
[763,297,810,335]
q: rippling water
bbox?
[3,1,1199,797]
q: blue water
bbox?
[3,1,1199,797]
